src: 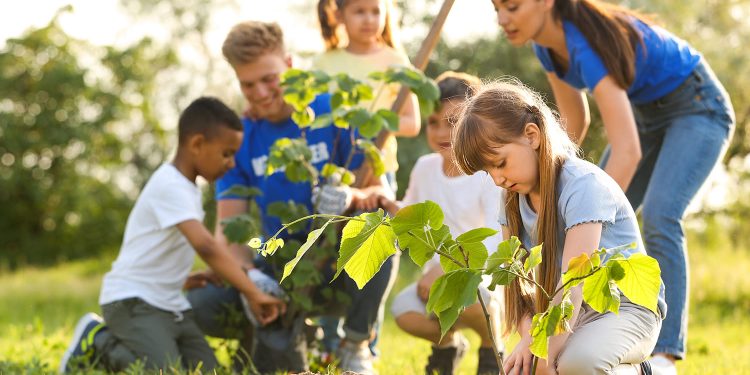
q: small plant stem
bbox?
[476,291,507,375]
[405,231,464,268]
[552,267,603,297]
[531,355,539,374]
[343,130,357,171]
[270,214,364,240]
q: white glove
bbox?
[312,184,353,215]
[240,269,286,326]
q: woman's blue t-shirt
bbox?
[533,19,701,104]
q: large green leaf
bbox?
[391,201,444,236]
[219,185,262,199]
[529,304,564,359]
[357,139,385,177]
[281,219,334,283]
[336,211,397,288]
[561,252,595,291]
[221,213,261,244]
[524,244,543,273]
[391,201,447,267]
[456,228,498,244]
[426,269,483,337]
[582,268,621,314]
[486,236,521,270]
[440,241,488,273]
[611,253,661,314]
[400,224,452,267]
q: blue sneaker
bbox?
[59,312,106,373]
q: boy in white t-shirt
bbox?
[59,97,285,373]
[377,72,505,375]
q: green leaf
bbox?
[221,213,261,244]
[341,170,356,186]
[391,201,444,236]
[561,252,594,291]
[291,107,313,127]
[529,312,548,359]
[355,84,373,102]
[248,238,262,249]
[267,200,310,233]
[426,269,483,338]
[321,163,338,178]
[524,244,543,273]
[281,219,334,283]
[310,113,333,129]
[335,212,397,288]
[486,236,521,270]
[359,115,384,138]
[367,71,385,81]
[345,108,371,130]
[219,185,262,199]
[608,261,626,281]
[357,139,385,177]
[611,253,662,314]
[331,92,345,110]
[440,241,488,273]
[582,268,621,314]
[487,267,517,291]
[376,109,400,132]
[391,201,449,267]
[456,228,498,244]
[529,304,564,359]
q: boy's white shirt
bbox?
[400,153,503,272]
[99,163,203,312]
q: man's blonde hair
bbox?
[222,21,285,66]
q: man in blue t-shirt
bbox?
[185,21,395,375]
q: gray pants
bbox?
[555,299,661,375]
[186,253,399,373]
[94,298,217,372]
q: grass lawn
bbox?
[1,236,749,374]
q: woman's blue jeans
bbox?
[600,59,735,359]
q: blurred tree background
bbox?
[1,0,749,268]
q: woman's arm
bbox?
[547,72,590,144]
[592,76,642,191]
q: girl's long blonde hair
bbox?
[452,80,578,334]
[317,0,402,51]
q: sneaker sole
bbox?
[58,313,100,374]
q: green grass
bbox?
[1,239,749,374]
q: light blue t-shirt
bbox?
[533,19,701,104]
[498,157,666,314]
[216,94,363,238]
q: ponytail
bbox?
[554,0,649,89]
[318,0,340,50]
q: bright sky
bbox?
[0,1,499,54]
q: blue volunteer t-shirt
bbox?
[533,19,701,104]
[216,94,363,238]
[498,157,667,315]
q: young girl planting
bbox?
[452,80,666,375]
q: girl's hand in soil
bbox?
[503,315,554,375]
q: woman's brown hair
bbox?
[553,0,650,89]
[317,0,402,51]
[452,80,578,334]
